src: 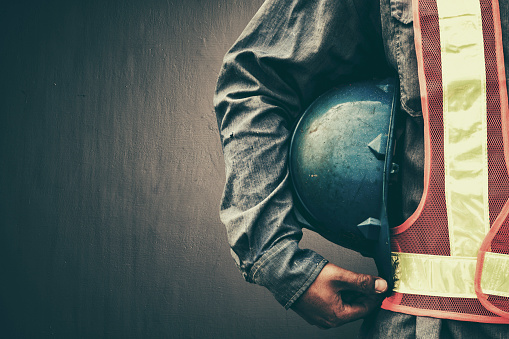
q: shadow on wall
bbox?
[0,0,376,338]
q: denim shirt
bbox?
[214,0,509,310]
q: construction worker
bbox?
[214,0,509,337]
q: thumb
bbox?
[374,278,388,294]
[337,269,388,294]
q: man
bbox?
[214,0,509,337]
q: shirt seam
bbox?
[284,258,328,309]
[249,240,290,283]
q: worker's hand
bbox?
[291,263,388,329]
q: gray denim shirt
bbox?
[214,0,509,310]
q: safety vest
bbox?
[381,0,509,323]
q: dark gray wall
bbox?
[0,1,377,338]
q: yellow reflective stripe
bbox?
[393,252,477,298]
[393,252,509,297]
[482,253,509,298]
[437,0,490,257]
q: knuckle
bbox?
[356,274,374,290]
[318,317,334,329]
[330,307,347,327]
[325,317,340,328]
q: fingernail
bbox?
[375,279,388,293]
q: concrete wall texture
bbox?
[0,1,376,338]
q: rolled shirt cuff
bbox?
[248,239,328,309]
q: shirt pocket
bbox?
[390,0,413,24]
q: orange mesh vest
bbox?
[381,0,509,323]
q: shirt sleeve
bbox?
[213,0,388,309]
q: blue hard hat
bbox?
[289,78,398,285]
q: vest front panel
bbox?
[382,0,509,323]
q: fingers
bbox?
[324,266,388,326]
[336,297,380,324]
[291,263,388,329]
[332,266,388,295]
[316,294,381,328]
